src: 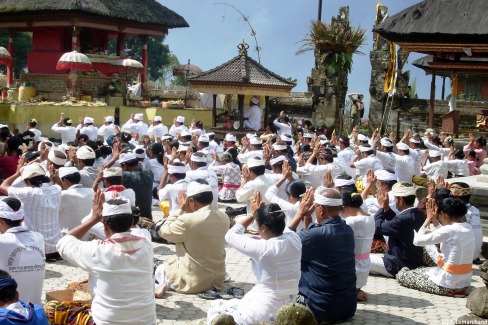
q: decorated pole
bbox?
[140,35,148,98]
[7,31,14,88]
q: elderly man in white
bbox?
[77,116,99,141]
[122,113,148,137]
[169,116,188,137]
[0,197,45,305]
[98,115,118,143]
[56,193,156,325]
[147,116,169,140]
[243,97,262,131]
[51,113,77,145]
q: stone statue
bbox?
[108,73,123,97]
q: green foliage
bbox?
[0,30,32,78]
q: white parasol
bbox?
[56,51,92,71]
[0,46,12,64]
[115,58,144,74]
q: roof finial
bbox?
[238,40,249,56]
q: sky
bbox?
[162,0,444,113]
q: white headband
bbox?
[190,154,207,163]
[168,165,187,174]
[314,191,343,206]
[380,138,393,147]
[48,150,67,166]
[0,200,24,221]
[270,155,286,166]
[334,178,355,187]
[102,198,132,217]
[273,144,288,151]
[187,181,212,197]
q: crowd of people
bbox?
[0,107,486,324]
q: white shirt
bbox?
[338,147,356,178]
[273,118,292,135]
[424,140,451,159]
[79,166,99,189]
[466,205,482,260]
[237,150,263,164]
[445,159,470,177]
[147,123,169,140]
[223,224,301,324]
[8,184,62,254]
[158,179,189,214]
[148,158,164,183]
[409,148,424,176]
[78,125,99,141]
[393,154,415,183]
[29,128,41,142]
[423,160,448,180]
[265,185,302,230]
[414,223,474,289]
[365,191,399,216]
[376,151,396,172]
[122,120,148,137]
[0,226,45,304]
[98,123,116,142]
[56,233,156,325]
[243,104,262,131]
[236,174,274,215]
[51,123,77,144]
[168,124,188,137]
[59,184,94,236]
[354,155,383,180]
[344,214,375,288]
[185,167,219,209]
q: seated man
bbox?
[157,180,230,294]
[0,270,49,324]
[371,182,426,277]
[55,193,156,325]
[0,198,45,305]
[289,187,357,323]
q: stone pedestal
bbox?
[480,158,488,176]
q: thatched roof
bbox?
[0,0,188,28]
[188,42,295,97]
[375,0,488,44]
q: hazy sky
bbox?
[162,0,444,111]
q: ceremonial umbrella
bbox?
[0,46,11,64]
[173,59,202,77]
[115,58,144,74]
[56,51,92,97]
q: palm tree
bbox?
[297,20,366,130]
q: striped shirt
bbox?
[8,184,63,254]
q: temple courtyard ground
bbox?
[41,205,486,324]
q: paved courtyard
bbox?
[41,206,486,325]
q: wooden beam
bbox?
[429,69,436,128]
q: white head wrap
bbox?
[198,135,210,143]
[103,167,122,177]
[374,170,397,182]
[176,116,185,123]
[134,113,143,121]
[270,155,286,166]
[280,134,293,142]
[84,117,94,124]
[0,200,24,221]
[396,142,410,151]
[250,97,259,105]
[161,135,173,141]
[181,130,192,137]
[225,134,237,142]
[58,167,79,179]
[134,148,146,159]
[409,137,420,144]
[187,181,212,197]
[303,132,314,139]
[177,145,189,153]
[246,133,257,139]
[48,149,67,166]
[429,150,441,158]
[333,178,356,187]
[273,143,288,151]
[357,134,369,142]
[250,137,262,145]
[168,165,187,174]
[20,163,46,180]
[154,116,162,122]
[76,146,96,159]
[314,188,343,206]
[359,146,372,152]
[247,157,265,168]
[105,116,114,123]
[190,154,207,163]
[380,138,393,147]
[102,198,132,217]
[119,153,138,164]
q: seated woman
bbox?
[396,197,474,296]
[207,193,302,325]
[341,191,375,301]
[209,152,241,203]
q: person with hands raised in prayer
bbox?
[396,197,474,296]
[207,191,302,325]
[370,182,426,277]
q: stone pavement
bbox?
[42,205,486,325]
